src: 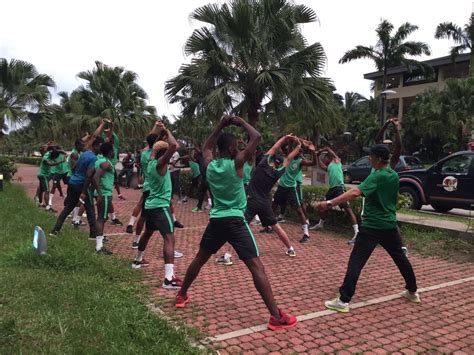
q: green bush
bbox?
[0,157,17,181]
[179,169,199,198]
[0,155,41,166]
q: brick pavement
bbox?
[16,165,474,354]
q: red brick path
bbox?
[17,165,474,354]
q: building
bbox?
[364,53,470,119]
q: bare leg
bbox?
[272,223,292,249]
[162,233,175,264]
[343,206,358,225]
[136,215,145,236]
[179,248,213,296]
[296,207,306,225]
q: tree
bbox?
[339,20,431,124]
[165,0,332,127]
[0,58,55,136]
[435,13,474,76]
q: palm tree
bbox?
[0,58,55,136]
[339,20,431,124]
[435,13,474,76]
[165,0,332,127]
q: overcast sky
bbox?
[1,0,472,118]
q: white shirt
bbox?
[169,151,180,172]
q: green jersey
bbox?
[296,170,304,184]
[67,148,80,177]
[141,149,152,192]
[101,132,120,166]
[206,158,246,218]
[327,161,344,188]
[189,160,201,178]
[38,152,51,177]
[145,160,172,209]
[358,167,399,230]
[243,162,252,185]
[50,153,67,175]
[278,157,302,188]
[94,156,115,197]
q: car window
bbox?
[440,155,473,175]
[404,157,423,167]
[355,157,370,167]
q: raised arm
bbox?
[375,119,391,144]
[300,139,318,166]
[317,149,328,171]
[85,119,107,149]
[202,116,233,167]
[266,134,294,157]
[283,140,302,168]
[234,116,261,172]
[156,129,179,176]
[149,120,162,135]
[390,118,402,169]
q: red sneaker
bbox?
[162,276,183,289]
[268,309,297,330]
[175,293,190,308]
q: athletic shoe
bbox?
[162,276,183,289]
[285,249,296,257]
[260,226,273,234]
[216,256,233,266]
[45,205,51,211]
[276,217,286,223]
[47,206,57,213]
[192,207,203,213]
[103,236,109,243]
[111,218,123,226]
[88,235,97,240]
[73,221,81,229]
[401,290,421,303]
[325,297,350,313]
[132,242,139,249]
[174,250,184,258]
[205,204,212,210]
[126,225,133,234]
[33,196,40,206]
[251,219,262,225]
[299,235,310,243]
[49,231,58,237]
[82,213,87,217]
[347,237,356,246]
[181,197,188,203]
[132,259,150,269]
[174,221,184,228]
[175,293,190,308]
[402,246,409,257]
[267,309,297,330]
[309,222,323,230]
[97,247,113,255]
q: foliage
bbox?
[0,155,41,166]
[0,183,204,354]
[165,0,334,128]
[0,156,17,180]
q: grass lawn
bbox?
[399,208,473,227]
[0,183,204,354]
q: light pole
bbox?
[379,89,397,126]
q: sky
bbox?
[1,0,472,118]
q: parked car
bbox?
[343,155,424,183]
[398,151,474,212]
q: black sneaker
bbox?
[72,221,82,229]
[88,235,96,240]
[126,225,133,234]
[111,218,123,226]
[132,242,139,249]
[259,226,273,233]
[49,231,59,237]
[299,234,310,243]
[174,220,184,228]
[97,247,113,255]
[103,236,109,243]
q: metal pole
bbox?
[380,94,386,126]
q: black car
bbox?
[398,151,474,212]
[343,155,424,184]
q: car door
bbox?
[426,153,474,208]
[351,157,371,182]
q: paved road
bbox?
[16,165,474,354]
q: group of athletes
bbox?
[35,115,420,330]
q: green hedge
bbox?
[0,155,41,166]
[0,157,18,181]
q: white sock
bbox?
[134,235,140,243]
[172,214,177,222]
[289,246,295,251]
[352,224,359,234]
[109,212,116,220]
[112,212,117,220]
[224,252,232,260]
[72,207,80,222]
[128,216,137,226]
[164,264,174,280]
[96,235,104,251]
[135,250,144,262]
[255,215,261,222]
[303,224,309,235]
[207,198,212,206]
[48,194,53,206]
[305,219,309,225]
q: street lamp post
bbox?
[379,89,397,126]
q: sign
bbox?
[442,176,458,192]
[311,167,328,186]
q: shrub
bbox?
[0,155,41,166]
[0,157,17,181]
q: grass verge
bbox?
[0,183,205,354]
[399,208,473,227]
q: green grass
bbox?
[399,208,473,227]
[0,183,205,354]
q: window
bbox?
[403,69,438,86]
[403,157,423,169]
[440,155,473,175]
[355,157,370,167]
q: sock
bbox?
[96,236,104,251]
[303,224,309,235]
[109,212,116,220]
[207,198,212,206]
[128,216,137,226]
[48,194,53,206]
[305,219,309,225]
[164,264,174,280]
[352,224,359,234]
[135,250,144,262]
[224,252,232,260]
[172,214,177,222]
[134,235,140,243]
[288,246,295,251]
[72,207,80,222]
[255,215,261,222]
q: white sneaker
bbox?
[401,247,409,257]
[174,250,184,258]
[309,222,323,231]
[325,297,350,313]
[401,290,421,303]
[347,236,356,246]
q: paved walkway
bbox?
[16,165,474,354]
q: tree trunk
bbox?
[312,128,321,146]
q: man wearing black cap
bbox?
[316,144,419,312]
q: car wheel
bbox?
[431,204,452,213]
[399,186,422,210]
[343,172,352,184]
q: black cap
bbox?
[273,154,284,165]
[370,144,390,161]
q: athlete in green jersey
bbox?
[37,146,66,210]
[176,116,297,331]
[50,151,68,201]
[316,144,419,313]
